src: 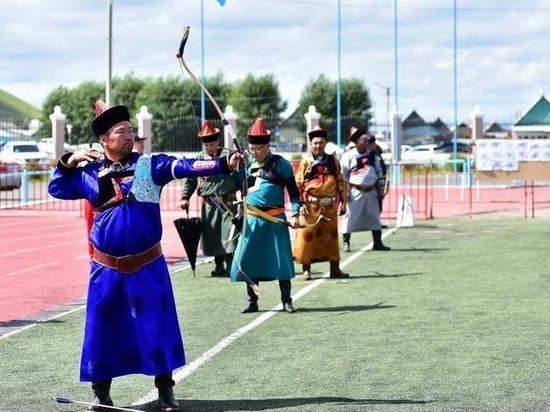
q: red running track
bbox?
[2,185,549,325]
[0,210,193,324]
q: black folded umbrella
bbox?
[173,216,202,275]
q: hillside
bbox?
[0,89,41,119]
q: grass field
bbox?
[1,218,549,412]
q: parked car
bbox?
[0,161,22,190]
[434,141,471,154]
[37,138,73,158]
[0,141,50,169]
[401,144,451,163]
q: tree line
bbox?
[36,73,373,147]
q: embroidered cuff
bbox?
[57,153,76,171]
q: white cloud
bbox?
[0,0,548,124]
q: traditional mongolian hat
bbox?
[90,100,130,139]
[247,117,271,144]
[308,125,328,141]
[198,121,220,143]
[134,135,148,141]
[349,126,366,143]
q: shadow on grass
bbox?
[0,318,67,338]
[350,272,426,279]
[384,247,448,252]
[0,319,37,327]
[138,396,435,411]
[296,302,396,313]
[0,318,65,328]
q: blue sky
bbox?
[1,0,548,124]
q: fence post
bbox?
[49,106,66,160]
[136,105,153,154]
[304,105,321,134]
[20,169,28,203]
[304,105,321,152]
[223,105,238,149]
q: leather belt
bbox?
[306,196,337,207]
[92,243,163,274]
[349,183,376,193]
[247,206,286,218]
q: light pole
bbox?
[336,0,342,146]
[392,0,400,187]
[374,82,390,140]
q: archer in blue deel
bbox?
[230,118,302,314]
[48,101,243,412]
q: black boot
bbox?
[224,253,233,277]
[158,388,180,412]
[211,255,226,277]
[87,381,113,412]
[329,260,349,278]
[342,233,351,252]
[279,280,295,313]
[156,373,180,412]
[302,263,312,280]
[372,230,391,251]
[242,283,259,313]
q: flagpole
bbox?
[336,0,342,146]
[200,0,206,123]
[106,0,113,106]
[452,0,458,177]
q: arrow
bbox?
[52,397,142,412]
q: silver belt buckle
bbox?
[319,197,334,207]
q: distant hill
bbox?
[0,89,41,119]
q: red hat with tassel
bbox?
[247,117,271,144]
[197,121,220,143]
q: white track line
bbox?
[0,304,84,340]
[134,228,397,406]
[0,240,83,258]
[0,260,62,279]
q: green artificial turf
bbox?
[1,219,549,411]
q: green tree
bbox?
[38,81,104,144]
[200,72,232,120]
[112,73,147,113]
[297,75,372,141]
[298,74,371,119]
[297,74,335,119]
[227,73,287,127]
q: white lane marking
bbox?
[0,240,83,258]
[0,305,85,340]
[0,228,84,244]
[0,260,62,279]
[133,228,397,406]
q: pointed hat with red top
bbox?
[197,120,220,143]
[90,100,130,138]
[247,117,271,144]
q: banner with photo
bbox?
[475,139,550,171]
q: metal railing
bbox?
[2,159,550,219]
